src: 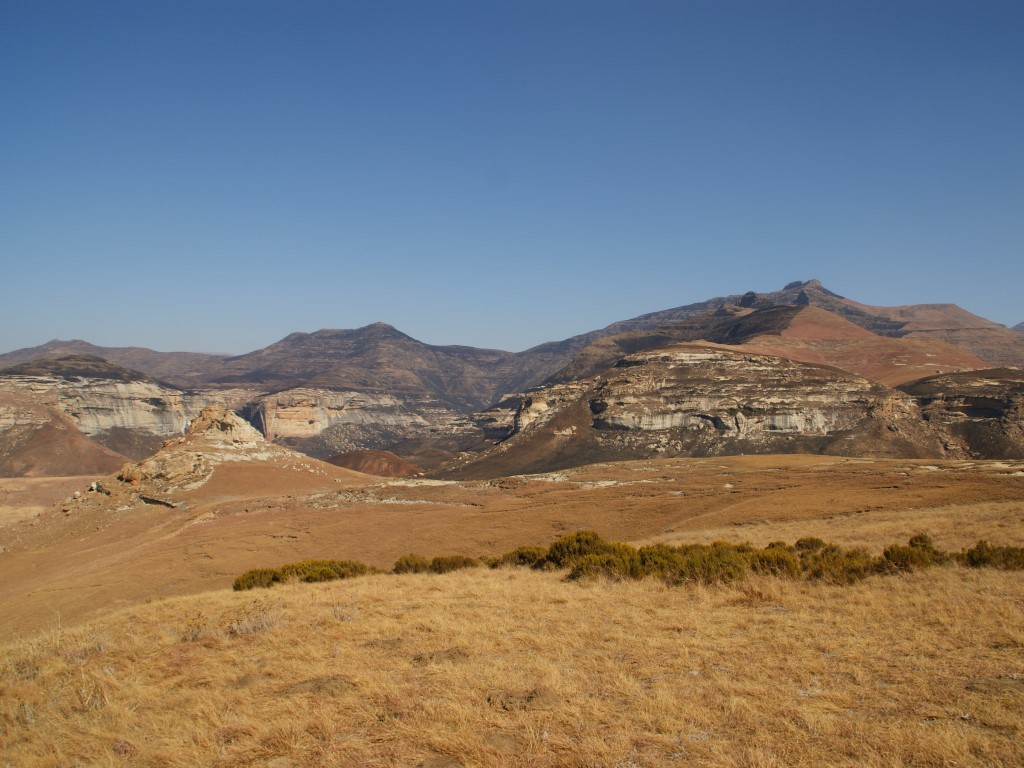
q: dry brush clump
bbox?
[234,531,1024,592]
[233,559,375,590]
[506,530,1024,585]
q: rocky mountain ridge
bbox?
[447,343,950,478]
[2,281,1021,477]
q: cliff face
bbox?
[0,357,244,460]
[243,387,466,459]
[900,369,1024,459]
[445,344,946,478]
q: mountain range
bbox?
[1,279,1022,476]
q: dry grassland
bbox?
[0,476,96,529]
[2,566,1023,768]
[1,456,1022,639]
[1,455,1022,766]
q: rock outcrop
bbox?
[0,356,246,460]
[444,344,946,478]
[116,407,287,492]
[900,369,1024,459]
[59,407,358,516]
[2,281,1020,475]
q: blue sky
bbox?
[2,0,1022,354]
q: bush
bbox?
[233,568,279,591]
[392,554,432,574]
[637,544,687,577]
[430,555,480,574]
[491,546,548,568]
[795,537,827,554]
[673,543,750,584]
[567,543,643,581]
[278,559,370,583]
[539,530,613,569]
[801,545,878,584]
[957,541,1024,570]
[748,547,802,578]
[881,534,949,572]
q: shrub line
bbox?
[232,533,1024,590]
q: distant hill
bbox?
[0,354,155,384]
[212,323,531,412]
[1014,322,1024,333]
[548,304,987,387]
[517,279,1024,376]
[0,341,225,388]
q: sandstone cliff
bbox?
[900,369,1024,459]
[0,356,245,460]
[445,344,946,479]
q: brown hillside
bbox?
[729,305,989,385]
[0,402,129,478]
[551,305,987,387]
[326,449,424,477]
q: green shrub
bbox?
[957,540,1024,570]
[881,534,949,572]
[673,543,750,584]
[233,568,279,591]
[539,530,613,569]
[491,546,548,568]
[277,559,371,583]
[748,547,802,578]
[801,545,879,584]
[392,554,432,574]
[567,548,637,580]
[430,555,481,574]
[637,544,687,577]
[795,537,827,554]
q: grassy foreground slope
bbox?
[2,566,1022,768]
[2,455,1023,639]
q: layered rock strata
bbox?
[900,369,1024,459]
[446,344,945,478]
[0,356,248,460]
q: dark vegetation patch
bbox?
[233,532,1024,590]
[233,559,375,590]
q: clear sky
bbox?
[2,0,1022,354]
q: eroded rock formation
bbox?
[446,344,946,478]
[900,369,1024,459]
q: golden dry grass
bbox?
[1,455,1023,766]
[2,566,1022,767]
[1,455,1022,639]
